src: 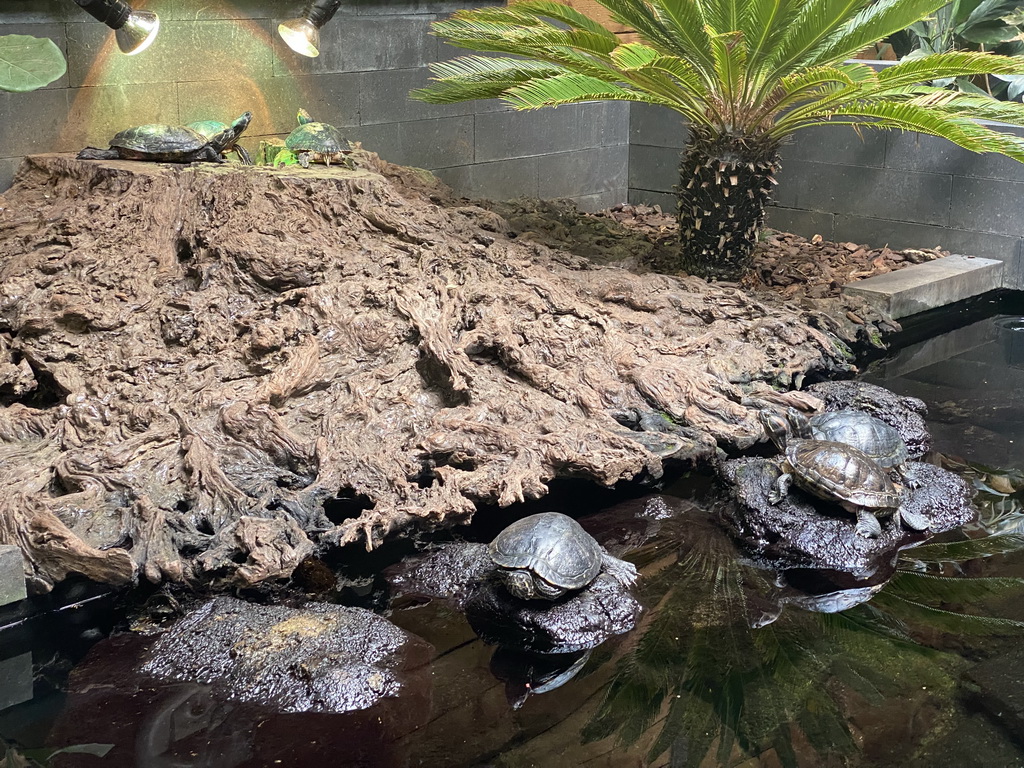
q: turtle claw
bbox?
[896,507,930,532]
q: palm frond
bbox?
[503,73,680,110]
[889,571,1024,603]
[900,534,1024,564]
[878,50,1024,88]
[872,592,1024,635]
[499,0,621,39]
[595,0,717,79]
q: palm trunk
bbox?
[675,127,782,282]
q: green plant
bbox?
[890,1,1024,99]
[0,35,67,93]
[412,0,1024,281]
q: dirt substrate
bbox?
[0,152,898,593]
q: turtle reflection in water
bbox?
[759,410,929,538]
[489,512,603,600]
[78,112,252,163]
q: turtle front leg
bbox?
[893,462,921,489]
[233,145,252,165]
[895,506,930,532]
[196,146,226,163]
[768,472,792,505]
[854,509,882,538]
[298,152,311,168]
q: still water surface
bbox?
[3,304,1024,768]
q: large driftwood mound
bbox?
[0,153,863,593]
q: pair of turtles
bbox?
[759,408,928,538]
[77,109,349,168]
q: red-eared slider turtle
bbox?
[786,408,916,486]
[759,410,929,538]
[78,112,252,163]
[489,512,603,600]
[187,119,252,164]
[281,108,350,167]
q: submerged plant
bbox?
[582,498,1024,767]
[413,0,1024,281]
[0,35,66,93]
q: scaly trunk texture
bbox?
[0,151,876,594]
[676,127,783,281]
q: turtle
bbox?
[785,407,917,487]
[187,119,252,164]
[281,108,350,167]
[758,410,929,538]
[77,112,252,163]
[489,512,604,601]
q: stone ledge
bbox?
[841,254,1004,319]
[0,545,27,608]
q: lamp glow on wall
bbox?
[279,0,343,58]
[72,0,159,55]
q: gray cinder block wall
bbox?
[629,102,1024,289]
[0,0,629,211]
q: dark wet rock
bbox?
[807,380,931,457]
[963,647,1024,747]
[140,596,429,713]
[720,458,975,579]
[389,541,640,653]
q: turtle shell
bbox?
[808,410,909,468]
[187,120,227,140]
[110,124,207,156]
[489,512,602,591]
[285,121,346,154]
[785,438,899,510]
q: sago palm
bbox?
[411,0,1024,281]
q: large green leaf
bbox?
[0,34,66,93]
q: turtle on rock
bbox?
[187,119,252,164]
[785,407,918,487]
[488,512,635,601]
[78,112,252,163]
[278,108,351,168]
[758,410,929,538]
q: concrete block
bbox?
[538,146,628,199]
[64,84,178,149]
[628,144,679,193]
[0,0,77,23]
[885,128,1024,183]
[475,106,581,162]
[781,160,952,226]
[579,101,629,148]
[0,652,33,712]
[627,188,677,212]
[842,254,1004,319]
[832,215,1019,260]
[165,0,268,20]
[347,122,403,164]
[0,158,20,193]
[274,13,435,75]
[400,115,474,170]
[359,68,477,125]
[0,88,70,156]
[67,19,275,88]
[349,0,502,14]
[629,103,686,148]
[951,176,1024,237]
[180,74,360,138]
[434,156,538,201]
[765,207,835,241]
[0,546,26,607]
[784,125,885,167]
[0,23,70,89]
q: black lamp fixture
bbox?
[279,0,343,58]
[73,0,160,55]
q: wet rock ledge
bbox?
[0,152,884,593]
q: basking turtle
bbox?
[281,109,350,167]
[78,112,252,163]
[187,119,252,164]
[786,408,916,486]
[489,512,603,600]
[759,410,929,538]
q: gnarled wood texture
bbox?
[0,152,874,592]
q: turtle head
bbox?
[784,407,812,438]
[758,410,790,450]
[297,108,314,126]
[209,112,252,150]
[498,568,565,601]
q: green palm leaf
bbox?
[872,592,1024,635]
[888,571,1024,603]
[901,534,1024,564]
